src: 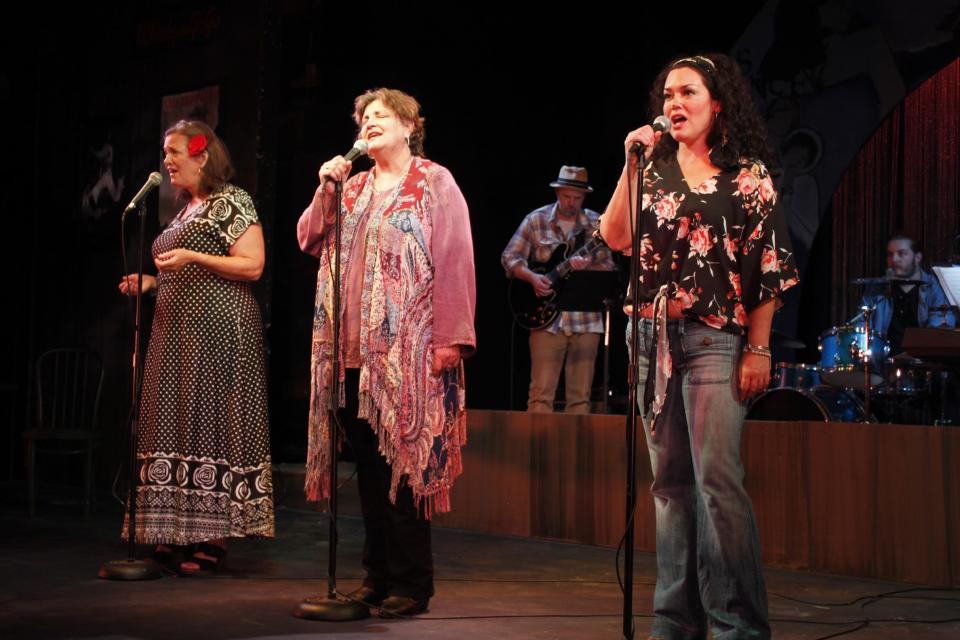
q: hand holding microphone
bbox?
[318,139,368,195]
[625,116,671,166]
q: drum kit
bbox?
[747,276,954,425]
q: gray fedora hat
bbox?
[549,165,593,192]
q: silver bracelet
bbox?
[591,226,609,249]
[743,343,772,358]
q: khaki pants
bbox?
[527,330,601,414]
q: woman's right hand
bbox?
[623,125,663,168]
[118,273,156,296]
[317,155,354,197]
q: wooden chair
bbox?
[22,348,104,518]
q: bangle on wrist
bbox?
[743,343,771,358]
[591,226,609,249]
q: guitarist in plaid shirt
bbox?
[502,166,616,413]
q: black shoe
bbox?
[378,595,429,618]
[346,586,387,607]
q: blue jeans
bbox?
[629,319,769,640]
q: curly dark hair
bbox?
[648,52,773,169]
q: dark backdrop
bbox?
[3,1,957,478]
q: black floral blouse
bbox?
[635,155,799,335]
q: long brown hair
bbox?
[164,120,235,196]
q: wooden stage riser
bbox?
[424,411,959,587]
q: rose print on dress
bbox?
[654,192,684,226]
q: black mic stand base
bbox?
[97,558,163,581]
[293,595,370,621]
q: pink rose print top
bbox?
[635,156,799,334]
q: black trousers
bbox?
[340,369,434,600]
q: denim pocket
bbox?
[682,325,737,385]
[625,321,652,355]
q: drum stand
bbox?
[860,306,876,424]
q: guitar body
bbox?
[508,244,569,330]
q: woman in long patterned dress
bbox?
[297,88,476,617]
[119,120,274,575]
[599,54,799,639]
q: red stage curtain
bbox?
[831,58,959,323]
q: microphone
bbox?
[321,140,368,185]
[343,139,368,162]
[123,172,163,214]
[630,116,672,155]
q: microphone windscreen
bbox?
[652,115,672,133]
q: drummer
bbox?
[858,233,956,355]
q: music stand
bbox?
[555,270,622,313]
[557,270,623,413]
[932,265,960,324]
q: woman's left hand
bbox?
[738,352,770,403]
[155,248,196,273]
[432,345,461,377]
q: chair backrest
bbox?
[34,349,105,432]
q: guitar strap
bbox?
[571,227,587,253]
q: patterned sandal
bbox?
[152,544,193,574]
[178,542,227,577]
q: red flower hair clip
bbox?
[187,134,208,156]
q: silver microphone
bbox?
[123,172,163,214]
[651,115,672,133]
[343,139,368,161]
[321,140,368,185]
[630,116,672,155]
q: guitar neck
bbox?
[549,236,601,281]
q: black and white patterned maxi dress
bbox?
[124,184,274,545]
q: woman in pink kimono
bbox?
[297,88,476,617]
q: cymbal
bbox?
[850,276,927,286]
[771,329,805,349]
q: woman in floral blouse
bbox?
[599,53,798,640]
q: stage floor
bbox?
[1,501,958,639]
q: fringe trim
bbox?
[304,353,344,504]
[355,364,468,520]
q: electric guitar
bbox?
[508,235,606,330]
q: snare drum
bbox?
[818,325,889,388]
[771,362,821,390]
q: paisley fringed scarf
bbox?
[305,157,467,518]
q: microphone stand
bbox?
[295,179,369,621]
[622,148,647,639]
[98,203,162,580]
[602,298,613,414]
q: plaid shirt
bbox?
[502,203,616,334]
